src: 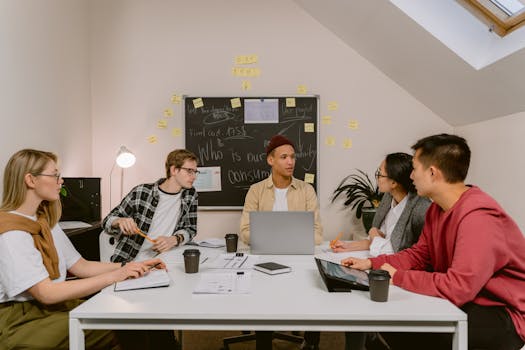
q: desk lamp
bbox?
[109,146,136,209]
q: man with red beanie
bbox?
[342,134,525,350]
[239,134,323,245]
[239,134,323,349]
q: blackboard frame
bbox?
[183,95,319,210]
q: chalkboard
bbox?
[184,96,318,209]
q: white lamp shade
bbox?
[115,146,136,168]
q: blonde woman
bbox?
[0,149,167,349]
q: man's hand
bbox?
[380,263,397,283]
[152,236,178,253]
[114,218,139,236]
[340,257,372,270]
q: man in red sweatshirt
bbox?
[343,134,525,350]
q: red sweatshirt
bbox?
[371,186,525,341]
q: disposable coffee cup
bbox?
[368,269,391,302]
[225,233,238,253]
[183,249,201,273]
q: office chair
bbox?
[99,230,116,262]
[222,330,303,350]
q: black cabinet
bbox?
[64,223,102,261]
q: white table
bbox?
[69,245,467,350]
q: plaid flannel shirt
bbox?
[102,178,198,262]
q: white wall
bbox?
[89,0,450,240]
[0,0,92,185]
[456,112,525,232]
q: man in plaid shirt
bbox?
[103,149,199,263]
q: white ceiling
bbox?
[294,0,525,126]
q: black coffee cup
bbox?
[225,233,238,253]
[183,249,201,273]
[368,269,391,302]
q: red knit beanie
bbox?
[266,135,295,155]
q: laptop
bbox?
[250,211,315,254]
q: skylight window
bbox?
[462,0,525,36]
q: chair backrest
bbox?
[99,230,116,262]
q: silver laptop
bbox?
[250,211,315,255]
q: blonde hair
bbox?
[1,149,62,227]
[165,149,198,178]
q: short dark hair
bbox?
[384,152,416,193]
[165,149,198,178]
[411,134,470,183]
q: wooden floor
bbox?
[180,330,345,349]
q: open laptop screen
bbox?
[249,211,315,255]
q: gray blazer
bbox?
[371,192,431,252]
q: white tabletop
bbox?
[69,243,467,349]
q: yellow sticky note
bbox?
[170,94,182,104]
[163,108,173,117]
[241,80,251,91]
[304,173,315,184]
[193,98,204,108]
[343,138,353,149]
[171,128,182,137]
[235,55,247,65]
[325,136,336,147]
[157,120,168,129]
[322,115,333,125]
[247,54,259,64]
[286,98,296,108]
[304,123,315,133]
[328,101,338,111]
[147,135,158,144]
[231,98,242,108]
[348,119,359,130]
[297,85,307,94]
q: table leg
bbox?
[453,320,468,350]
[69,318,85,350]
[255,331,273,350]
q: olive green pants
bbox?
[0,299,119,350]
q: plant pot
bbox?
[361,207,377,233]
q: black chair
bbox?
[222,330,303,350]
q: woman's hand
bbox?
[112,258,166,283]
[368,227,385,242]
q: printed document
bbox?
[193,272,251,294]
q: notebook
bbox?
[114,269,170,292]
[250,211,315,254]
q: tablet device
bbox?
[314,258,369,292]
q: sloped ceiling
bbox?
[294,0,525,126]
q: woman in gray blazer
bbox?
[332,152,430,256]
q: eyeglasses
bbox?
[374,169,388,179]
[179,167,201,176]
[33,173,62,184]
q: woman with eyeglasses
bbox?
[0,149,166,349]
[332,152,431,257]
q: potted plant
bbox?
[332,169,384,232]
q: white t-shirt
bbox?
[134,189,182,261]
[0,212,81,303]
[369,195,408,257]
[272,187,289,211]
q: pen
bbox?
[149,262,162,271]
[330,232,343,248]
[135,228,157,244]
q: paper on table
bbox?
[59,221,92,230]
[187,238,225,248]
[208,253,259,269]
[316,247,370,265]
[114,269,170,292]
[193,272,251,294]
